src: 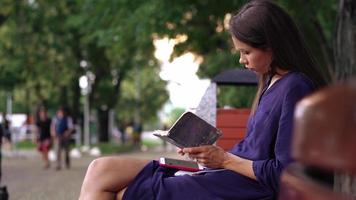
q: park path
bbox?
[1,148,179,200]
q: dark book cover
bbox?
[154,111,222,148]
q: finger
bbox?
[188,153,206,161]
[196,158,208,165]
[188,154,198,160]
[182,146,207,154]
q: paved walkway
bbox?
[1,148,179,200]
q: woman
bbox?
[35,107,52,169]
[79,1,326,199]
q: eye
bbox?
[240,50,249,55]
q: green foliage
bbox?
[0,0,80,112]
[116,66,169,125]
[0,0,339,141]
[277,0,338,80]
[217,86,256,108]
[166,107,186,126]
[148,0,246,78]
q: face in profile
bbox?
[232,37,273,75]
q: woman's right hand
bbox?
[182,145,228,169]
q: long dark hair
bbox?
[229,0,326,113]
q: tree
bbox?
[0,0,170,143]
[333,0,356,80]
[0,0,342,144]
[77,0,169,141]
[333,0,356,196]
[0,0,81,114]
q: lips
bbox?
[245,66,253,71]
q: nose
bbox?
[239,56,247,65]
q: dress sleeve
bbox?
[252,83,314,192]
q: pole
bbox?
[83,93,90,147]
[6,93,12,115]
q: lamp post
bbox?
[79,75,90,149]
[79,60,95,151]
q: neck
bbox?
[275,68,290,76]
[267,69,290,90]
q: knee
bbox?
[82,157,114,191]
[86,157,112,178]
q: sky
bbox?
[154,38,210,110]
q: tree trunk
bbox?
[333,0,356,197]
[71,76,81,123]
[97,108,109,142]
[59,86,69,107]
[333,0,356,80]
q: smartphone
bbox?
[159,157,203,172]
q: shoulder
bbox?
[281,72,315,94]
[276,72,317,107]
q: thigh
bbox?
[83,156,150,192]
[156,170,271,200]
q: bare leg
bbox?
[42,151,50,168]
[64,140,70,169]
[79,156,150,200]
[55,139,62,170]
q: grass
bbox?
[97,139,162,155]
[141,139,162,148]
[12,138,163,155]
[96,143,136,155]
[14,140,36,149]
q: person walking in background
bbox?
[51,106,73,171]
[1,114,12,151]
[118,122,127,145]
[132,121,142,147]
[34,107,52,169]
[0,115,8,200]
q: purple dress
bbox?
[123,72,315,200]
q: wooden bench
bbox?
[212,69,257,151]
[279,83,356,199]
[216,108,250,150]
[280,163,343,200]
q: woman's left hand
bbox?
[182,145,228,168]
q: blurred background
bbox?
[0,0,354,199]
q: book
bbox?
[153,111,222,148]
[159,157,204,172]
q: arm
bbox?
[50,119,56,138]
[182,82,314,188]
[252,83,314,191]
[33,123,40,144]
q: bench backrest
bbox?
[279,83,356,199]
[216,108,250,150]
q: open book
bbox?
[153,111,222,148]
